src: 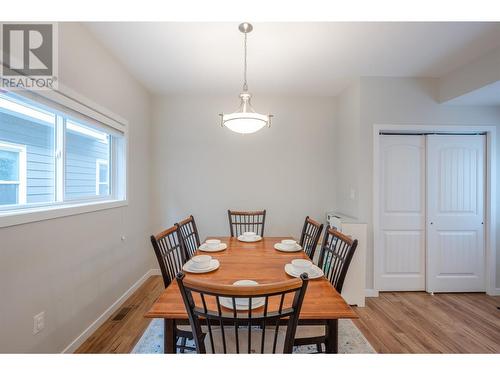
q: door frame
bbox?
[373,124,497,296]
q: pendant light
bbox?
[219,22,272,134]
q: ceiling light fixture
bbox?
[219,22,272,134]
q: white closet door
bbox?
[427,135,485,292]
[379,135,426,291]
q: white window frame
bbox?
[0,84,128,228]
[0,140,27,205]
[95,159,109,196]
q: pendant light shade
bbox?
[219,23,272,134]
[221,92,269,134]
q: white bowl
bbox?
[243,231,256,238]
[291,259,312,274]
[191,255,212,269]
[281,239,297,250]
[205,239,221,249]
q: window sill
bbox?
[0,199,128,229]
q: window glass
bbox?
[65,121,110,200]
[97,160,109,196]
[0,149,19,181]
[0,95,55,206]
[0,184,18,205]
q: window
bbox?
[0,90,126,217]
[96,159,109,196]
[0,141,27,205]
[65,120,111,200]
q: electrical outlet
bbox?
[33,311,45,335]
[349,187,356,200]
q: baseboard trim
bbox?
[62,268,160,353]
[365,289,379,298]
[488,288,500,296]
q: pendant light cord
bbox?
[243,32,248,92]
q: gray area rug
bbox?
[132,318,375,354]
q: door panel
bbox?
[379,135,425,291]
[427,135,485,292]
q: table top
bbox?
[146,237,358,320]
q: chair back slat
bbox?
[228,210,266,237]
[298,216,324,260]
[318,225,358,293]
[150,225,186,288]
[177,273,309,354]
[176,215,201,260]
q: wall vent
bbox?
[112,306,133,321]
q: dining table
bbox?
[145,236,358,354]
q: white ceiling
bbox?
[85,22,500,96]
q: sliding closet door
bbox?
[379,135,426,291]
[426,135,485,292]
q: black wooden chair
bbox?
[150,225,196,352]
[299,216,324,260]
[294,225,358,353]
[177,272,309,354]
[176,215,201,260]
[228,209,266,237]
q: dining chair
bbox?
[176,215,201,260]
[150,225,195,352]
[227,209,266,237]
[299,216,324,260]
[294,225,358,353]
[177,272,309,354]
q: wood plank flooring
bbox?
[76,275,500,353]
[353,291,500,353]
[75,276,164,353]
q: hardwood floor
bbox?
[75,276,164,353]
[76,275,500,353]
[353,292,500,353]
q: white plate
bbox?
[182,259,220,274]
[237,235,262,243]
[219,280,265,310]
[274,243,303,252]
[219,297,265,310]
[199,243,227,252]
[284,263,324,279]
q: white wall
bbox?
[0,23,154,353]
[336,77,500,290]
[335,80,361,218]
[151,95,337,240]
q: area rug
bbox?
[132,318,375,354]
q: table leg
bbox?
[326,319,338,353]
[164,318,176,354]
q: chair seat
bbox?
[204,327,287,354]
[295,325,326,339]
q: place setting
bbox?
[284,259,324,279]
[182,255,220,274]
[274,239,303,252]
[237,231,262,243]
[198,238,227,252]
[219,280,265,310]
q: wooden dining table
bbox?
[145,236,358,354]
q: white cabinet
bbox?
[326,213,367,307]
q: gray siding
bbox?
[0,111,55,203]
[65,130,109,199]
